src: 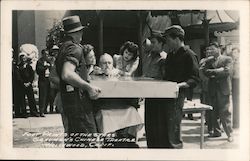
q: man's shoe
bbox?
[40,113,45,117]
[209,133,221,138]
[188,114,194,120]
[228,136,233,142]
[30,113,39,117]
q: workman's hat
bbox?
[163,25,185,37]
[62,15,85,33]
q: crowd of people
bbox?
[12,15,240,148]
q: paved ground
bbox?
[13,108,239,149]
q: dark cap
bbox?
[163,25,185,37]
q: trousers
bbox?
[210,90,233,137]
[145,90,185,148]
[38,78,50,114]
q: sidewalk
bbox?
[13,111,239,149]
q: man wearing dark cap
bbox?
[201,42,233,142]
[56,15,101,148]
[162,25,199,148]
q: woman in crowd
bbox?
[113,41,139,76]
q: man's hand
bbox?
[177,82,190,88]
[88,85,101,100]
[159,51,168,60]
[24,82,31,87]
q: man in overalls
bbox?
[56,15,101,148]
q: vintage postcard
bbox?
[0,0,249,160]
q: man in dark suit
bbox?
[36,49,51,117]
[201,42,233,142]
[18,52,39,117]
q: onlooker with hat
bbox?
[162,25,199,148]
[36,49,52,117]
[18,52,39,117]
[200,42,233,142]
[141,31,169,148]
[55,15,101,148]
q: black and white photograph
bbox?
[0,0,249,160]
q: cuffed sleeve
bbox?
[63,44,82,67]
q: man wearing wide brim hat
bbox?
[56,15,101,147]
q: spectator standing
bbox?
[13,53,27,118]
[48,45,60,113]
[18,52,39,117]
[199,48,215,135]
[36,49,51,117]
[201,42,233,142]
[162,25,199,148]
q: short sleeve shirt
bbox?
[56,37,88,92]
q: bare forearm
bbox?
[62,71,91,91]
[61,62,92,91]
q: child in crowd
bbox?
[113,41,139,76]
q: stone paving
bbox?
[13,111,239,149]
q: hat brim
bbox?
[65,26,85,33]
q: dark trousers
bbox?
[145,90,185,148]
[210,91,233,137]
[201,91,213,132]
[38,79,50,114]
[49,88,57,112]
[232,78,239,128]
[61,92,97,148]
[23,85,38,114]
[13,82,26,117]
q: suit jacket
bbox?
[202,55,233,96]
[36,56,51,82]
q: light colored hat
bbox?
[52,45,59,50]
[62,15,85,33]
